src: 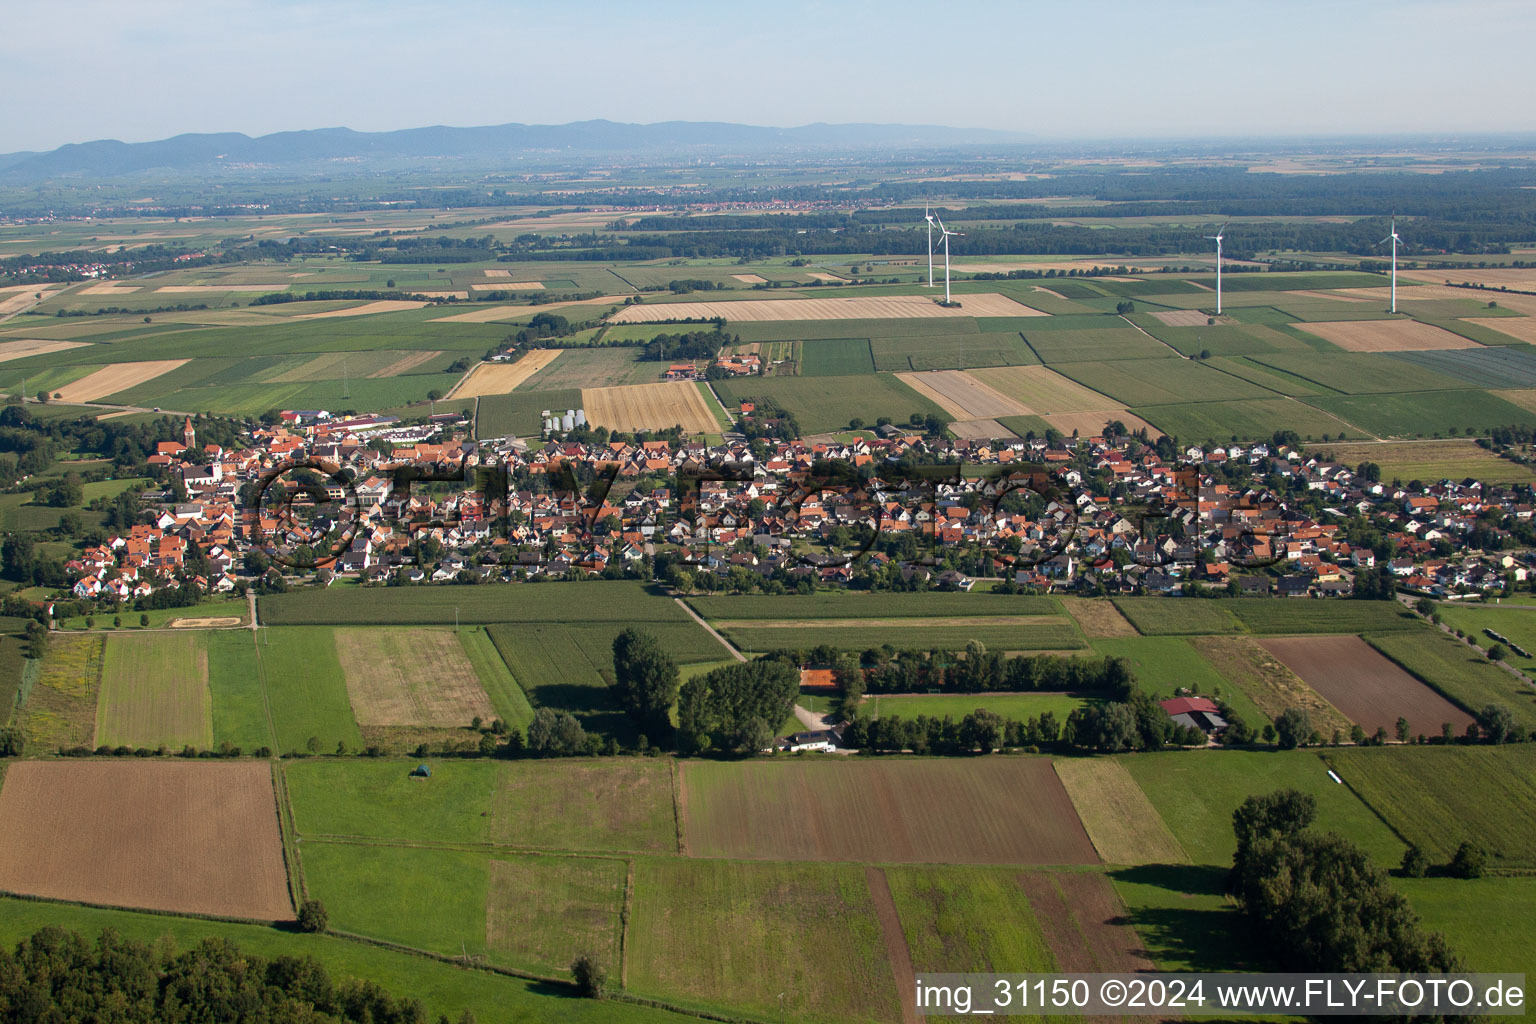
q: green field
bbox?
[1134,321,1314,358]
[474,387,582,438]
[885,865,1054,973]
[1225,598,1421,635]
[0,896,679,1024]
[1364,629,1536,729]
[11,633,103,750]
[1304,389,1536,438]
[1022,328,1174,364]
[688,592,1061,620]
[518,346,661,389]
[1136,398,1359,442]
[1050,358,1274,407]
[1111,598,1244,636]
[714,372,949,433]
[800,338,876,376]
[458,626,535,731]
[1249,352,1467,394]
[1432,600,1536,657]
[722,621,1086,653]
[1088,636,1271,726]
[94,631,213,749]
[253,626,362,755]
[870,332,1037,371]
[1325,746,1536,869]
[261,581,687,625]
[285,758,678,853]
[626,858,899,1023]
[862,691,1087,722]
[1121,750,1405,868]
[205,630,273,750]
[1397,877,1536,973]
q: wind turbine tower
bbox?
[1204,221,1229,315]
[925,204,935,288]
[1380,218,1402,313]
[935,215,963,304]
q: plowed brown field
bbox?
[681,759,1098,864]
[0,760,292,921]
[582,381,719,433]
[1258,635,1475,736]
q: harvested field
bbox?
[0,338,88,362]
[430,296,625,324]
[449,349,562,398]
[806,272,846,282]
[895,369,1032,419]
[1060,597,1138,638]
[1402,267,1536,291]
[1019,870,1155,974]
[1045,410,1161,437]
[94,632,212,750]
[155,284,293,293]
[1053,759,1188,866]
[469,282,543,291]
[334,627,494,728]
[53,359,188,402]
[1189,637,1352,739]
[948,418,1016,439]
[0,760,292,921]
[1258,635,1474,737]
[1288,289,1374,303]
[731,274,767,284]
[1466,316,1536,344]
[1297,319,1480,352]
[483,269,511,277]
[582,380,719,433]
[294,299,427,319]
[413,290,469,299]
[970,364,1120,414]
[77,282,143,295]
[681,759,1099,864]
[1149,309,1215,326]
[0,290,56,315]
[609,292,1047,323]
[368,350,442,377]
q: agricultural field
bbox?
[1305,388,1536,439]
[1225,598,1421,634]
[1053,758,1189,865]
[609,292,1044,323]
[800,337,876,376]
[333,627,495,730]
[1050,358,1273,408]
[688,592,1062,619]
[11,633,104,750]
[1363,629,1536,730]
[475,386,582,438]
[884,865,1055,977]
[1188,637,1351,738]
[286,758,678,853]
[1398,877,1536,973]
[870,332,1036,371]
[1017,870,1157,974]
[260,580,685,625]
[714,372,949,434]
[969,363,1125,413]
[1319,439,1535,484]
[1059,596,1137,637]
[581,380,720,433]
[1387,345,1536,388]
[1022,327,1175,363]
[517,346,665,389]
[94,631,213,749]
[1137,398,1359,442]
[1088,636,1273,728]
[1325,746,1536,870]
[1248,351,1468,394]
[721,619,1087,653]
[1259,636,1475,737]
[450,350,561,397]
[0,760,291,920]
[627,858,899,1023]
[679,758,1098,864]
[1111,597,1243,636]
[251,626,362,756]
[895,369,1030,419]
[1432,601,1536,658]
[1121,750,1405,868]
[1295,319,1480,352]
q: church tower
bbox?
[183,416,196,452]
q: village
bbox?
[60,406,1535,607]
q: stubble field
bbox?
[581,380,721,433]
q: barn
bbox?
[1159,696,1227,734]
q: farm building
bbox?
[1160,696,1227,735]
[777,725,844,753]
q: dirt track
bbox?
[0,760,292,921]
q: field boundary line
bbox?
[619,858,635,989]
[0,888,285,928]
[671,758,688,855]
[1117,313,1187,359]
[1314,751,1416,852]
[270,762,305,908]
[675,598,746,662]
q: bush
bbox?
[570,952,607,999]
[1447,842,1486,879]
[297,898,329,933]
[1400,845,1428,878]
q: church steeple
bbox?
[183,416,196,452]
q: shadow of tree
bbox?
[1108,864,1270,972]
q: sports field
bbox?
[0,760,291,920]
[94,631,213,749]
[1259,635,1475,736]
[680,759,1098,864]
[581,380,720,433]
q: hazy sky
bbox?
[5,0,1532,152]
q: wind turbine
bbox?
[935,214,963,304]
[1377,217,1401,313]
[925,204,935,289]
[1204,221,1229,315]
